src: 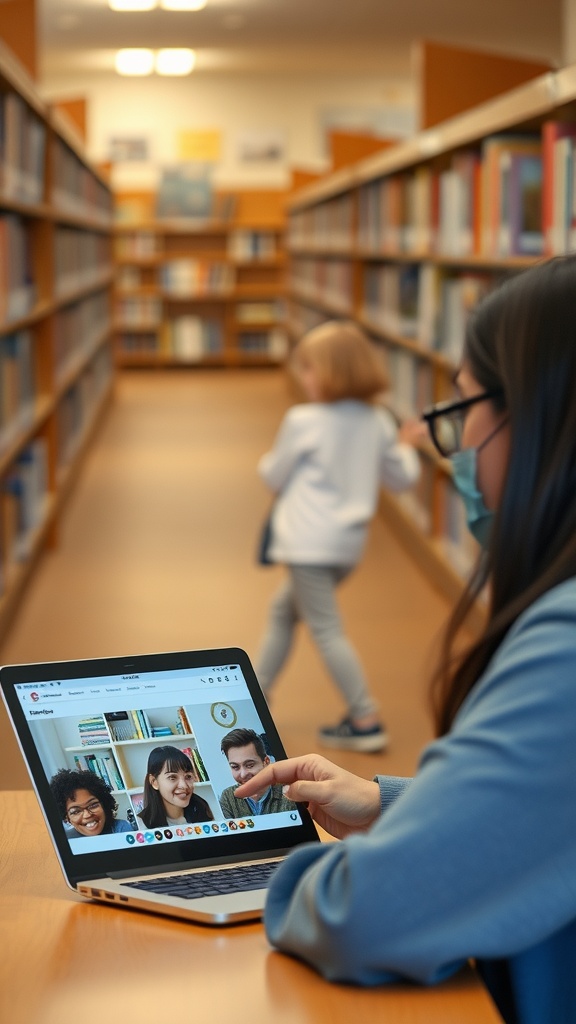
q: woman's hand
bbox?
[234,753,381,840]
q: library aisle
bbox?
[0,368,451,789]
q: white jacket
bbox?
[258,401,420,566]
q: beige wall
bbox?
[39,70,416,188]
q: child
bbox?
[255,319,421,752]
[137,745,214,828]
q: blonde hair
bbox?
[291,320,388,403]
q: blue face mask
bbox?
[450,447,494,549]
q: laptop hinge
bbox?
[108,849,290,880]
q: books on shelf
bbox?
[0,330,36,454]
[117,332,159,357]
[77,714,109,746]
[0,214,36,323]
[479,134,542,257]
[3,438,49,563]
[438,477,480,577]
[437,152,481,257]
[541,120,576,255]
[52,138,111,222]
[54,227,110,297]
[73,751,124,791]
[177,706,192,734]
[236,300,282,323]
[54,291,111,384]
[156,168,213,221]
[161,315,223,361]
[288,194,354,251]
[228,231,278,260]
[362,263,421,339]
[385,348,434,421]
[115,232,158,260]
[498,151,543,257]
[0,91,46,204]
[435,272,494,363]
[159,259,234,297]
[191,746,209,782]
[238,328,288,359]
[56,346,113,471]
[290,257,353,313]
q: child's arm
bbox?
[398,418,429,446]
[377,409,421,491]
[258,408,308,493]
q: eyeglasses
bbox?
[67,799,103,820]
[422,390,503,458]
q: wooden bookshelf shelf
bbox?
[112,189,288,367]
[285,61,576,603]
[0,42,114,643]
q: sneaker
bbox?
[318,717,388,753]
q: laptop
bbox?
[0,646,320,925]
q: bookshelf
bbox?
[37,705,219,824]
[0,39,114,643]
[285,63,576,616]
[113,188,288,367]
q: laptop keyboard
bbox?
[124,861,280,899]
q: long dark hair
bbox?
[139,745,212,828]
[431,255,576,734]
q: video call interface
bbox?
[15,662,300,855]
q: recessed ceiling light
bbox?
[160,0,207,9]
[109,0,157,9]
[115,49,155,75]
[155,48,196,74]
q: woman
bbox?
[138,745,213,828]
[236,256,576,1024]
[50,768,133,838]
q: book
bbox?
[177,706,192,734]
[542,121,576,255]
[156,167,213,220]
[480,135,541,257]
[191,747,209,782]
[497,151,543,256]
[181,746,200,782]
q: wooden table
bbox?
[0,790,501,1024]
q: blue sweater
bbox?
[263,579,576,1024]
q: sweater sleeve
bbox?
[376,409,420,492]
[258,408,308,493]
[263,583,576,986]
[375,775,412,813]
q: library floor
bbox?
[0,368,452,786]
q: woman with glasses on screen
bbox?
[50,768,134,838]
[236,256,576,1024]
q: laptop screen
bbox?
[1,648,318,881]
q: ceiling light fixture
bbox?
[108,0,207,8]
[160,0,207,9]
[115,48,155,75]
[109,0,156,10]
[155,48,196,74]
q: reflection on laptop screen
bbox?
[14,661,301,856]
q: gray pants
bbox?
[255,565,378,720]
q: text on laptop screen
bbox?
[14,662,301,855]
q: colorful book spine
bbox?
[191,747,209,782]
